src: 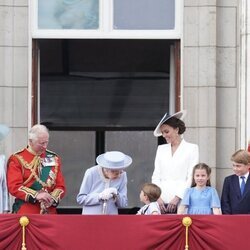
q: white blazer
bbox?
[152,139,199,203]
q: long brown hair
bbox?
[191,163,211,187]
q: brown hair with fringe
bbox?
[191,163,211,187]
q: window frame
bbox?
[30,0,183,39]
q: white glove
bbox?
[105,187,118,196]
[99,189,113,201]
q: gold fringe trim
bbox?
[51,188,64,202]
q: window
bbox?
[113,0,175,30]
[38,0,99,30]
[31,0,182,38]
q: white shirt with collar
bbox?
[239,172,249,186]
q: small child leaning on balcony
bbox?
[137,183,161,215]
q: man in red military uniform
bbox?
[7,124,66,214]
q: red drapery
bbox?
[0,214,250,250]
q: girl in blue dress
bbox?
[177,163,221,215]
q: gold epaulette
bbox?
[46,149,58,157]
[12,148,26,156]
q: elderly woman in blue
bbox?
[77,151,132,214]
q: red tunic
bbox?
[7,147,66,214]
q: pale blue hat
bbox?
[96,151,132,169]
[0,124,10,141]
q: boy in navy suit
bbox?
[221,149,250,214]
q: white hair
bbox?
[28,124,49,141]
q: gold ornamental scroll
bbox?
[19,216,30,250]
[182,216,192,250]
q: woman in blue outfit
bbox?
[177,163,221,215]
[77,151,132,214]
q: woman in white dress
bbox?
[152,110,199,214]
[0,124,10,213]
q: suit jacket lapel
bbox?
[232,175,241,198]
[243,176,250,196]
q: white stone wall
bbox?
[239,0,250,149]
[183,0,241,195]
[216,1,239,194]
[0,0,29,157]
[183,1,217,185]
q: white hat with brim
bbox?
[153,110,187,137]
[0,124,10,141]
[96,151,132,169]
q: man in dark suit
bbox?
[221,149,250,214]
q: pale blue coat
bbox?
[77,165,128,214]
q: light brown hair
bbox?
[142,183,161,202]
[231,149,250,165]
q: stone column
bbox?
[239,0,250,147]
[183,0,217,181]
[0,1,29,156]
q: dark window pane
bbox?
[40,73,169,128]
[106,131,156,207]
[39,39,172,129]
[48,131,95,208]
